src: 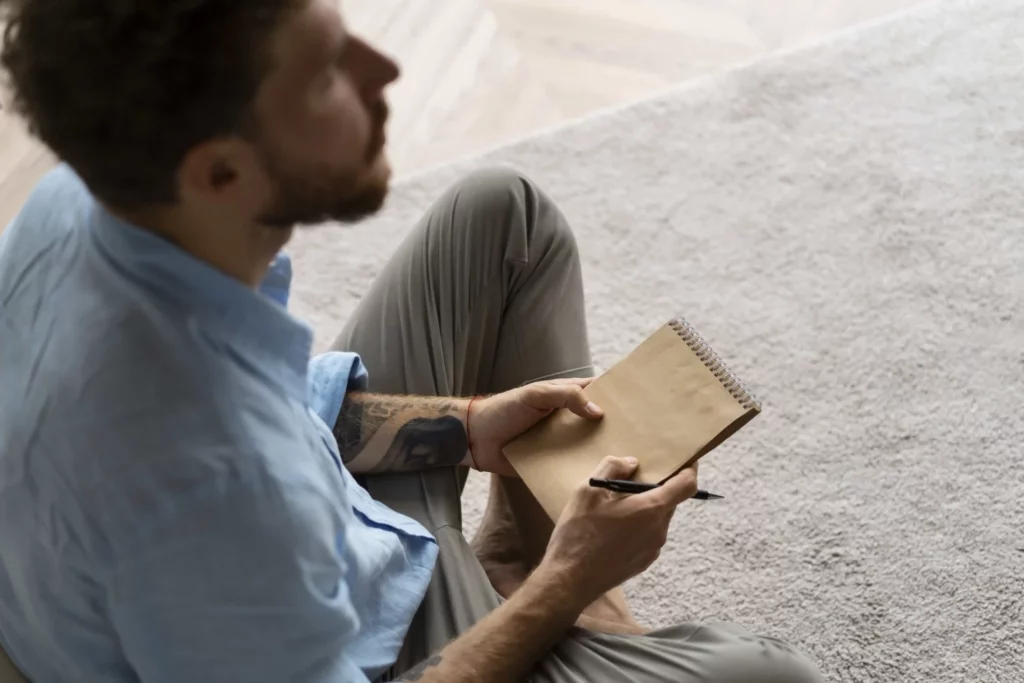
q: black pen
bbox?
[589,478,724,499]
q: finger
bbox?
[547,377,596,388]
[589,455,638,481]
[530,383,603,419]
[561,385,603,419]
[641,465,699,508]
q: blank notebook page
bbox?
[504,318,761,521]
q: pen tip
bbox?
[707,492,725,499]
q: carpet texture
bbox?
[288,1,1024,680]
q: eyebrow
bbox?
[293,20,346,79]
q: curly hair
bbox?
[1,0,299,208]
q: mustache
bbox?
[365,98,389,162]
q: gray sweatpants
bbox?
[330,167,823,683]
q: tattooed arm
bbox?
[333,392,473,474]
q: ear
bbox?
[178,137,263,208]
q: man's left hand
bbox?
[468,378,603,476]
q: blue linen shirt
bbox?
[0,166,438,682]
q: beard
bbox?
[255,103,391,228]
[255,154,390,228]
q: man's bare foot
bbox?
[472,475,647,634]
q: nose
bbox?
[350,35,401,95]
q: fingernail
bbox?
[586,401,602,416]
[624,457,638,466]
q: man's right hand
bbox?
[395,456,699,682]
[538,456,699,610]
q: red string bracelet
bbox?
[466,395,481,470]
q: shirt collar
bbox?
[88,202,313,402]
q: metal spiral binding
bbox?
[668,317,761,411]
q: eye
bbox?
[335,37,354,68]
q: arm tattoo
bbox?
[332,392,470,474]
[399,653,442,681]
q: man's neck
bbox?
[113,205,293,287]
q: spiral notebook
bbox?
[504,317,762,520]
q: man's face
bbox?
[250,0,400,227]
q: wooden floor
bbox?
[0,0,921,228]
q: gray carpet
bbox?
[288,1,1024,680]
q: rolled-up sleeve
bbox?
[307,352,369,428]
[109,474,368,683]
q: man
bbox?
[0,0,822,681]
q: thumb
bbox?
[590,455,639,480]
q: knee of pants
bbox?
[712,633,824,683]
[446,166,580,264]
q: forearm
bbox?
[479,478,642,635]
[397,563,582,682]
[333,392,473,474]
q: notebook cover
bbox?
[504,318,761,521]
